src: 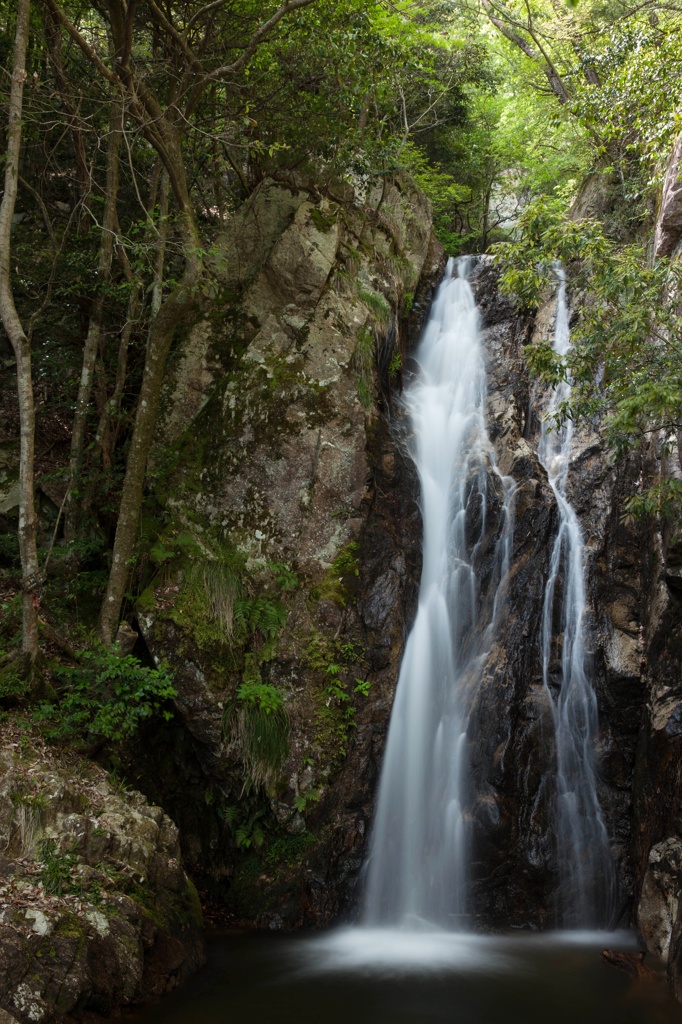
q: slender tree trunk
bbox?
[44,11,91,218]
[93,239,142,467]
[150,168,170,318]
[0,0,40,667]
[93,163,160,470]
[64,93,123,539]
[98,194,201,644]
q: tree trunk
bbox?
[0,0,40,667]
[98,186,201,644]
[64,93,123,540]
[150,168,170,318]
[93,238,142,468]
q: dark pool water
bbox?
[130,929,680,1024]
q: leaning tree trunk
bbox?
[0,0,40,668]
[98,195,201,645]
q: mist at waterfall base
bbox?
[131,930,679,1024]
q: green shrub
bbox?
[35,649,176,743]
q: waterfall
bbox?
[538,267,616,928]
[363,257,515,929]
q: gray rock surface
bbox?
[134,174,441,925]
[0,719,203,1023]
[655,133,682,259]
[638,838,682,960]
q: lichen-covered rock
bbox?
[638,838,682,961]
[0,719,203,1023]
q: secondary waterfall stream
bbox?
[538,268,616,927]
[363,258,515,928]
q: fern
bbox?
[235,595,287,649]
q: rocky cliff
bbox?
[632,132,682,997]
[463,260,645,928]
[124,172,444,926]
[123,164,677,948]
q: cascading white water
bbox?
[363,258,515,929]
[538,267,616,928]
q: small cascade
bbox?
[363,257,515,929]
[538,268,616,928]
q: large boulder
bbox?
[0,718,203,1023]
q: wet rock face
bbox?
[139,237,652,933]
[463,259,561,927]
[461,259,646,929]
[638,839,682,960]
[634,551,682,986]
[0,720,203,1024]
[630,140,682,995]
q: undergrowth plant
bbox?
[34,648,176,743]
[223,679,290,791]
[37,838,77,895]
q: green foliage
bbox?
[167,545,291,657]
[224,679,290,791]
[233,596,288,655]
[189,553,246,639]
[264,561,299,593]
[401,144,474,253]
[0,660,28,703]
[264,830,316,866]
[495,196,682,516]
[34,649,176,743]
[389,350,403,376]
[622,480,682,524]
[358,288,392,326]
[0,533,20,565]
[220,803,267,850]
[570,24,682,191]
[0,595,22,650]
[293,789,321,813]
[352,325,376,410]
[310,207,337,233]
[298,629,370,773]
[37,838,77,895]
[237,679,285,716]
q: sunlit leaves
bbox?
[494,198,682,481]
